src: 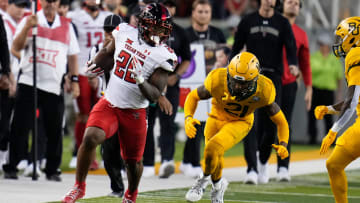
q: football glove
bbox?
[272,144,289,160]
[185,116,200,139]
[85,61,104,78]
[320,130,337,155]
[314,105,329,120]
[129,56,144,84]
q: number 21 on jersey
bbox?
[115,50,144,84]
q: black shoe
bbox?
[46,174,61,182]
[107,191,124,198]
[4,171,18,179]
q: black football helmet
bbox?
[138,3,172,46]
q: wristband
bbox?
[70,75,79,83]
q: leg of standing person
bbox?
[3,84,34,178]
[182,122,203,177]
[243,121,258,184]
[277,81,297,181]
[0,90,13,168]
[158,85,179,178]
[41,89,65,181]
[308,87,320,144]
[142,104,157,177]
[101,132,125,197]
[72,75,98,169]
[257,72,282,184]
[322,89,335,133]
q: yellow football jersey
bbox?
[344,47,360,116]
[204,68,276,121]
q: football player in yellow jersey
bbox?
[184,52,289,203]
[314,16,360,203]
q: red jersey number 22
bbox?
[115,50,144,84]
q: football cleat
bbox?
[277,167,291,182]
[211,178,229,203]
[185,174,211,202]
[243,170,258,185]
[159,160,175,178]
[62,185,85,203]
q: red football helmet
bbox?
[138,3,172,46]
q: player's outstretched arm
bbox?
[320,85,360,154]
[265,102,289,159]
[184,85,211,138]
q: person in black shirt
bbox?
[142,0,191,179]
[0,14,11,168]
[181,0,226,178]
[230,0,298,184]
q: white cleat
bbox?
[179,162,192,177]
[17,159,28,170]
[69,157,77,168]
[159,160,175,178]
[185,174,211,202]
[258,161,269,184]
[0,150,8,170]
[211,178,229,203]
[142,166,155,178]
[277,167,291,182]
[23,163,42,178]
[243,170,258,185]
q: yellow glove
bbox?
[314,105,329,120]
[185,116,200,139]
[272,144,289,160]
[320,130,337,155]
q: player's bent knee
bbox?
[82,127,106,149]
[326,159,340,173]
[204,141,224,164]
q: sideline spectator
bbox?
[0,4,11,170]
[142,0,191,179]
[3,0,80,181]
[181,0,226,178]
[308,32,343,145]
[231,0,298,185]
[277,0,312,182]
[67,0,111,169]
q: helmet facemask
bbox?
[227,72,258,100]
[332,35,346,58]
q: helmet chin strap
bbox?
[150,35,160,46]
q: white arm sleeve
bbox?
[331,85,360,132]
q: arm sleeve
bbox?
[270,110,289,144]
[230,18,247,59]
[0,16,10,74]
[331,85,360,132]
[299,33,312,86]
[184,88,200,118]
[283,21,298,66]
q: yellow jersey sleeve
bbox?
[345,47,360,86]
[259,75,276,105]
[204,69,216,93]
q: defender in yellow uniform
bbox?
[184,52,289,203]
[315,17,360,203]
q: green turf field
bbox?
[52,170,360,203]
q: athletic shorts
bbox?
[87,97,147,161]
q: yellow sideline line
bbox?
[65,149,332,175]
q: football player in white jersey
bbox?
[62,3,177,203]
[67,0,111,170]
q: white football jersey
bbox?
[68,10,111,75]
[105,23,177,109]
